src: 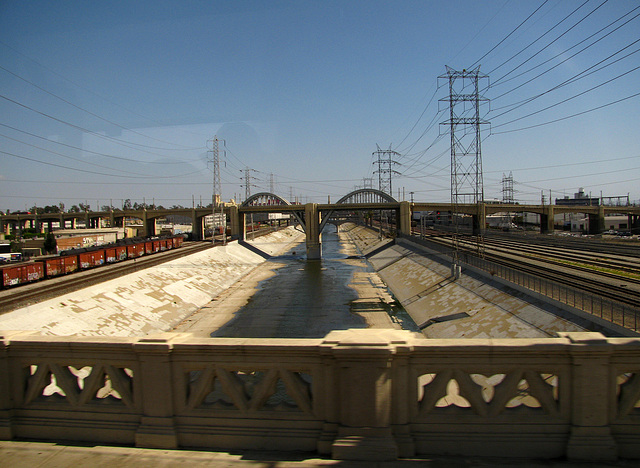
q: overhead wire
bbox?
[0,65,204,151]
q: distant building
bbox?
[556,188,599,206]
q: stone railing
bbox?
[1,329,640,462]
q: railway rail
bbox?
[0,241,213,314]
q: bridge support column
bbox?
[540,205,554,234]
[588,206,605,235]
[305,203,321,260]
[472,203,486,236]
[142,210,155,238]
[191,210,203,241]
[228,205,244,241]
[398,202,412,236]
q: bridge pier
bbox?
[191,209,203,241]
[305,203,321,260]
[588,205,606,235]
[472,203,486,236]
[398,202,412,236]
[540,205,555,234]
[228,205,244,241]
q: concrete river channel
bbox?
[189,225,419,339]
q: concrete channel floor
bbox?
[1,440,636,468]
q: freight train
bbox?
[0,235,184,289]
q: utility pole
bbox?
[439,65,489,266]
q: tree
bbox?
[43,233,57,254]
[43,205,60,213]
[123,199,132,210]
[69,205,81,213]
[78,203,90,212]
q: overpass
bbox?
[3,196,640,259]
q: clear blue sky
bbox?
[1,0,639,211]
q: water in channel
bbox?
[211,225,419,338]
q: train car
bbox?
[144,241,154,255]
[37,256,78,277]
[1,262,44,288]
[152,240,162,253]
[104,246,118,264]
[127,242,145,258]
[172,235,184,248]
[78,249,105,269]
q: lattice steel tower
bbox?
[502,172,515,204]
[372,144,400,197]
[207,136,222,206]
[439,66,489,206]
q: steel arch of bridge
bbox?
[241,192,291,207]
[335,188,397,205]
[320,189,398,232]
[241,192,307,229]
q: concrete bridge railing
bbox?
[1,328,639,462]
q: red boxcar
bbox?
[38,256,78,277]
[1,262,44,288]
[144,241,154,255]
[152,240,162,253]
[78,250,105,269]
[127,243,145,258]
[104,247,118,263]
[172,236,184,248]
[115,245,128,261]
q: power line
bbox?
[491,73,640,132]
[0,64,203,150]
[469,0,549,70]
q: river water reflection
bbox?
[211,226,418,338]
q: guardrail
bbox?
[408,234,640,333]
[1,329,639,461]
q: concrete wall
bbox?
[1,328,639,462]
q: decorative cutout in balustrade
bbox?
[417,371,560,417]
[24,364,135,408]
[617,373,640,418]
[185,368,313,414]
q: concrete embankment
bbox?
[0,228,305,336]
[341,225,613,338]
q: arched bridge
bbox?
[237,189,402,259]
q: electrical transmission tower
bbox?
[207,136,226,244]
[439,66,489,264]
[240,167,258,202]
[269,173,275,194]
[207,137,224,206]
[372,144,400,197]
[439,66,489,205]
[501,172,515,204]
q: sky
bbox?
[0,0,639,212]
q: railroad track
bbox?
[411,230,640,308]
[0,241,214,314]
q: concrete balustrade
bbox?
[1,328,640,461]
